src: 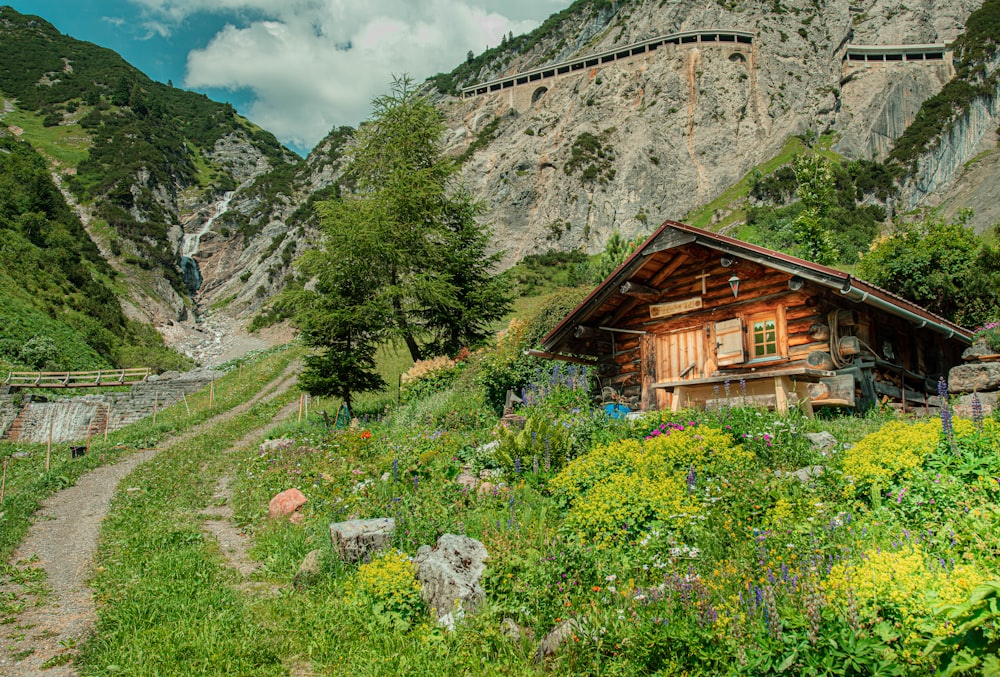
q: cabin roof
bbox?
[541,220,973,356]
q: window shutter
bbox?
[714,318,744,365]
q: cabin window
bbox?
[743,306,789,363]
[753,318,778,356]
[751,316,778,358]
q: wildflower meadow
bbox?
[228,352,1000,676]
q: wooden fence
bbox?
[3,368,150,388]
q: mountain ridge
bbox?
[1,0,998,370]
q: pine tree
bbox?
[293,75,511,403]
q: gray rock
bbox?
[962,340,998,362]
[293,549,324,590]
[501,617,531,642]
[954,392,997,418]
[455,468,479,492]
[259,438,295,453]
[414,533,488,625]
[804,432,838,453]
[777,465,825,483]
[534,618,581,663]
[329,518,395,563]
[949,363,1000,394]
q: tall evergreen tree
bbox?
[293,75,510,404]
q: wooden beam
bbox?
[524,349,599,365]
[620,281,661,300]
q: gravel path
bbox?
[0,362,300,676]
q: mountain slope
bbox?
[0,6,299,342]
[3,0,999,365]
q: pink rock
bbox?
[268,488,307,518]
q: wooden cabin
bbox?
[538,221,973,414]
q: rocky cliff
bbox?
[425,0,985,266]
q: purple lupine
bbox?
[971,392,984,430]
[939,377,955,443]
[514,456,522,474]
[392,457,399,483]
[686,466,697,493]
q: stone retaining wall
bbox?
[0,368,220,443]
[949,340,999,418]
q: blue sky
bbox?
[6,0,572,155]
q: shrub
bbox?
[399,354,463,403]
[550,426,744,544]
[495,414,573,473]
[840,420,940,497]
[973,320,1000,352]
[825,544,985,634]
[353,548,424,628]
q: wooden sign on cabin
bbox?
[649,297,702,319]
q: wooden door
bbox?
[656,326,709,383]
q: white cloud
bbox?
[126,0,571,151]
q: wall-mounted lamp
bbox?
[720,255,734,268]
[788,275,805,291]
[728,273,741,298]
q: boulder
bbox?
[455,465,479,492]
[414,533,488,625]
[268,488,307,518]
[949,363,1000,394]
[501,617,532,642]
[293,549,324,590]
[954,392,997,418]
[330,517,395,563]
[534,618,581,663]
[777,465,825,484]
[804,432,838,453]
[962,341,999,362]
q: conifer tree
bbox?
[293,75,510,403]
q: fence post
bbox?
[46,417,53,473]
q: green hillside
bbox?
[0,133,189,372]
[0,6,298,298]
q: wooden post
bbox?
[304,394,309,421]
[774,376,792,414]
[298,394,304,423]
[46,417,53,473]
[182,392,191,417]
[104,404,111,443]
[1,457,8,506]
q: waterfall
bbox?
[178,190,236,292]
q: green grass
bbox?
[80,389,300,676]
[2,108,91,168]
[0,344,302,564]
